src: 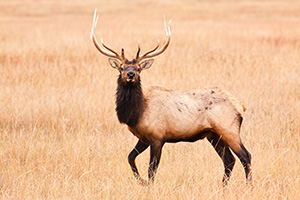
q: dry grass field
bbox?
[0,0,300,199]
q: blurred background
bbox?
[0,0,299,199]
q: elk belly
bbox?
[164,105,211,141]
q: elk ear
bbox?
[140,59,154,70]
[108,58,121,69]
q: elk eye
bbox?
[120,66,124,71]
[137,67,141,72]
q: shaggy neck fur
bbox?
[115,75,145,127]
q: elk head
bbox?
[90,9,171,86]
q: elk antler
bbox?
[136,17,171,62]
[90,8,125,61]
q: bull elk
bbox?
[90,9,252,186]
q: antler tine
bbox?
[101,39,123,58]
[164,17,172,37]
[90,8,123,60]
[121,48,125,59]
[136,41,160,61]
[135,42,141,60]
[137,17,171,62]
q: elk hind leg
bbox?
[128,140,149,185]
[222,133,252,184]
[234,143,252,184]
[207,133,236,186]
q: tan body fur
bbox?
[130,86,244,151]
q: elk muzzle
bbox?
[120,66,140,85]
[125,69,137,83]
[127,71,135,80]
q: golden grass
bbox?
[0,0,300,199]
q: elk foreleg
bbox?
[128,140,149,185]
[207,133,236,186]
[148,140,164,184]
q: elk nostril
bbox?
[127,71,135,79]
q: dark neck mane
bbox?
[115,76,145,127]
